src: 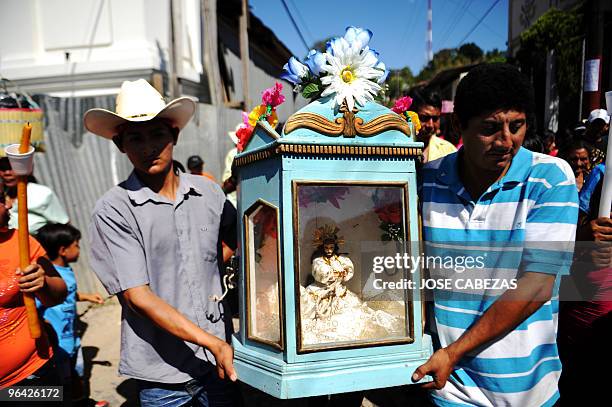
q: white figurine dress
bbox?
[300,254,403,345]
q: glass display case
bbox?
[232,97,432,399]
[294,182,412,351]
[244,200,282,348]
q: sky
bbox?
[249,0,509,74]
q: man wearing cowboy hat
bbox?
[84,79,239,406]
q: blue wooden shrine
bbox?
[232,96,432,398]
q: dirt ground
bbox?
[79,298,139,406]
[78,300,429,407]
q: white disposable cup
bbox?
[4,144,35,176]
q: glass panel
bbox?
[246,203,281,347]
[295,183,412,350]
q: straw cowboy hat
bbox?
[83,79,196,139]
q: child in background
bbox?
[35,223,104,397]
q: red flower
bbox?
[375,203,402,224]
[236,125,254,152]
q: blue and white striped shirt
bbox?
[421,147,578,407]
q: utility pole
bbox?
[169,0,183,99]
[201,0,223,105]
[427,0,433,63]
[240,0,250,110]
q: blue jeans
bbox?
[138,371,237,407]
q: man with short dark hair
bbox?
[408,88,456,162]
[84,79,238,406]
[559,138,591,191]
[412,64,578,406]
[187,155,215,182]
[583,108,610,168]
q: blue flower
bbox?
[281,56,309,85]
[344,26,373,50]
[326,36,349,57]
[304,50,326,76]
[376,61,389,84]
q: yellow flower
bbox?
[267,110,279,128]
[248,105,266,127]
[248,105,278,128]
[406,111,421,133]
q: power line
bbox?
[279,0,310,52]
[438,0,465,46]
[398,0,424,68]
[440,0,473,47]
[457,0,502,45]
[288,0,314,46]
[445,0,504,40]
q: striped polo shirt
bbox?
[420,147,578,407]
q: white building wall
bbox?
[0,0,202,95]
[175,0,203,83]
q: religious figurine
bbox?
[300,224,403,346]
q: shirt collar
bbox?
[436,146,533,199]
[429,134,442,149]
[435,150,461,186]
[125,171,202,206]
[498,146,531,185]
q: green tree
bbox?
[416,48,471,82]
[484,48,506,63]
[310,37,334,53]
[414,44,507,83]
[516,5,584,131]
[517,6,583,101]
[458,43,484,62]
[386,67,415,101]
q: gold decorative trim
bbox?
[235,149,275,167]
[276,144,423,157]
[283,112,344,136]
[336,103,361,137]
[284,102,411,138]
[234,144,423,167]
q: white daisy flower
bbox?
[318,27,386,111]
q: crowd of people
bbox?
[0,63,610,407]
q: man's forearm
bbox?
[446,272,555,362]
[121,285,224,352]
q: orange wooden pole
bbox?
[17,123,41,339]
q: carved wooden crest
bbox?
[284,102,411,138]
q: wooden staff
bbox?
[18,123,41,339]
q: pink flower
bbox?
[241,111,250,126]
[261,82,286,107]
[391,96,413,114]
